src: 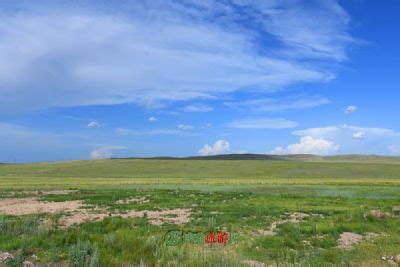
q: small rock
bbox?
[394,254,400,263]
[242,259,266,267]
[337,232,363,250]
[0,252,14,263]
[369,210,390,219]
[23,260,36,267]
[392,206,400,215]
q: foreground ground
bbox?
[0,158,400,266]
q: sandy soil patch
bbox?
[256,212,310,237]
[337,232,383,250]
[242,259,266,267]
[287,212,309,223]
[0,252,14,263]
[115,196,149,204]
[0,197,191,227]
[337,232,363,250]
[367,209,391,219]
[60,208,191,227]
[0,198,83,216]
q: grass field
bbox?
[0,158,400,266]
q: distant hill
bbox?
[113,153,400,162]
[113,153,282,160]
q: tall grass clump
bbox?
[69,240,100,267]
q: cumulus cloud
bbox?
[148,117,157,122]
[345,106,357,114]
[90,146,126,160]
[229,118,298,129]
[177,124,194,130]
[270,136,339,155]
[0,0,354,114]
[87,121,101,128]
[198,140,230,156]
[292,125,400,155]
[182,103,214,112]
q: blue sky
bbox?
[1,0,400,162]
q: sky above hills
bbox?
[1,0,399,162]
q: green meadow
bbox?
[0,158,400,266]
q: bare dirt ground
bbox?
[0,197,191,227]
[0,197,82,216]
[256,212,310,236]
[337,232,383,250]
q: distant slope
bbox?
[113,153,400,162]
[113,153,319,160]
[1,155,400,180]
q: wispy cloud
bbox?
[87,121,101,128]
[182,103,214,113]
[229,118,298,129]
[115,127,195,136]
[177,124,194,131]
[0,0,354,114]
[225,95,330,112]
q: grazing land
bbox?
[0,156,400,266]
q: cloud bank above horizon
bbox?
[0,0,353,114]
[1,0,399,162]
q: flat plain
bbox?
[0,157,400,266]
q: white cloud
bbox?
[345,106,357,114]
[115,128,192,136]
[270,136,339,155]
[269,146,287,155]
[87,121,101,128]
[293,125,397,139]
[182,103,214,112]
[177,124,194,130]
[233,0,355,61]
[148,116,157,122]
[225,95,330,112]
[353,132,365,139]
[389,145,400,155]
[292,125,400,155]
[198,140,230,156]
[229,118,298,129]
[90,146,126,160]
[0,0,354,114]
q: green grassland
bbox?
[0,158,400,266]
